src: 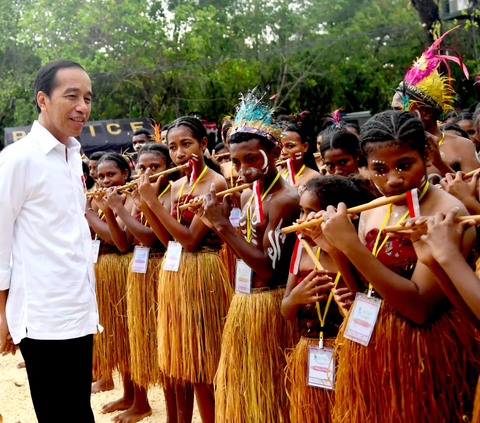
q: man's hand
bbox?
[0,316,16,356]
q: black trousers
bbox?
[19,334,95,423]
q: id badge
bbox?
[307,345,335,390]
[235,259,252,294]
[132,246,150,274]
[343,292,382,347]
[92,239,101,264]
[164,241,183,272]
[229,207,241,227]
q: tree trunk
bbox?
[411,0,442,44]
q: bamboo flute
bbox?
[87,163,189,197]
[384,215,480,233]
[282,192,408,234]
[313,152,321,158]
[213,152,231,159]
[178,183,253,211]
[438,167,480,189]
[297,235,349,318]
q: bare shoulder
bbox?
[210,169,228,190]
[424,185,469,215]
[273,182,300,207]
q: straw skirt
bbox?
[286,336,335,423]
[127,252,164,388]
[157,247,233,384]
[333,302,480,423]
[93,252,133,377]
[215,287,297,423]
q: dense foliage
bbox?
[0,0,479,145]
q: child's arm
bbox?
[419,209,480,322]
[281,270,333,320]
[200,184,299,280]
[138,172,227,252]
[319,203,471,325]
[85,196,114,245]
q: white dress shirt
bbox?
[0,121,100,344]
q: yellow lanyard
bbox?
[369,182,430,294]
[246,173,281,242]
[230,162,234,187]
[283,164,306,185]
[438,131,445,146]
[314,248,342,342]
[95,210,105,240]
[176,166,209,223]
[141,183,171,226]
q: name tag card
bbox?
[132,246,150,274]
[164,241,182,272]
[92,239,101,264]
[343,292,382,347]
[307,345,335,390]
[235,259,252,294]
[229,207,241,227]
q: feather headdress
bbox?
[229,85,282,144]
[150,119,162,143]
[323,108,343,129]
[397,26,469,116]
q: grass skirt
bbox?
[93,252,133,378]
[215,287,297,423]
[333,302,480,423]
[127,253,164,389]
[473,377,480,423]
[157,248,233,384]
[219,243,237,287]
[286,337,335,423]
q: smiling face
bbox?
[167,126,206,166]
[137,152,168,175]
[366,142,428,197]
[37,67,92,144]
[230,138,279,183]
[323,148,358,176]
[280,131,308,164]
[96,161,128,188]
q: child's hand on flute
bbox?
[439,171,480,215]
[137,170,165,207]
[288,269,334,306]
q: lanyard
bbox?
[438,131,445,147]
[283,164,306,185]
[176,166,209,223]
[314,247,342,348]
[369,182,430,296]
[141,183,171,226]
[246,173,280,242]
[230,162,234,187]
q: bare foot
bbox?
[101,396,133,414]
[92,377,115,394]
[111,404,152,423]
[16,361,26,369]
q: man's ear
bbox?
[423,145,433,167]
[302,141,309,152]
[200,136,208,152]
[36,91,48,113]
[272,145,281,161]
[422,106,434,123]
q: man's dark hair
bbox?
[228,132,275,153]
[89,151,107,161]
[34,60,86,113]
[133,128,151,138]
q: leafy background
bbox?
[0,0,479,145]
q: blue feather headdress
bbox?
[229,85,282,144]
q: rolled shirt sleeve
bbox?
[0,147,27,290]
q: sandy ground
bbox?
[0,351,202,423]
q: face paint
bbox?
[266,219,286,269]
[260,150,269,175]
[373,182,385,196]
[192,153,199,162]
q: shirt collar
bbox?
[32,120,81,155]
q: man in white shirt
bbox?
[0,60,99,423]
